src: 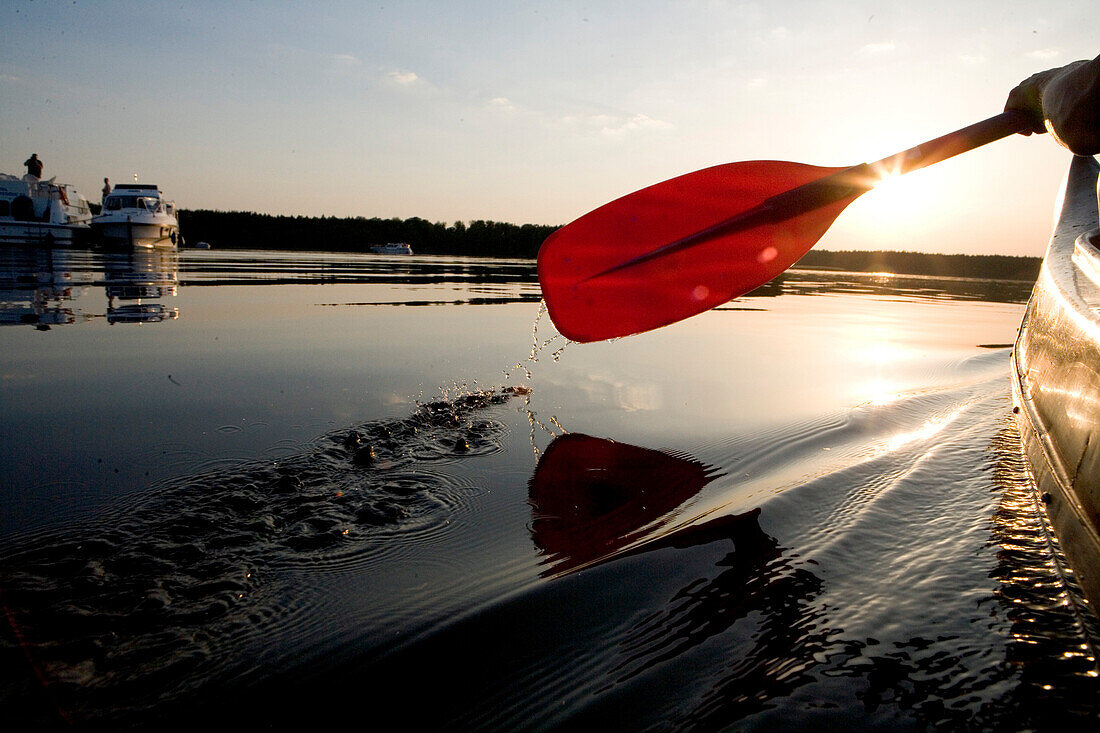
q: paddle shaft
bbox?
[584,110,1034,282]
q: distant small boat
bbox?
[92,183,180,249]
[370,242,414,255]
[1013,154,1100,615]
[0,173,93,245]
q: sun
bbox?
[863,166,939,220]
[835,162,949,249]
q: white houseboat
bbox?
[92,183,180,249]
[0,174,93,245]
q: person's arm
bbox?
[1006,54,1100,155]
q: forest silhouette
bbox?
[178,209,1041,282]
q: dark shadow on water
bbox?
[238,434,833,731]
[259,429,1090,731]
[7,424,1090,730]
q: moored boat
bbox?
[0,174,93,245]
[370,242,413,255]
[92,183,180,249]
[1013,153,1100,613]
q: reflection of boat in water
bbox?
[1013,154,1100,615]
[0,247,94,328]
[0,246,181,327]
[104,248,179,300]
[92,183,180,249]
[104,248,180,324]
[0,173,93,245]
[370,242,413,255]
[107,303,177,324]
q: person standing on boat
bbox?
[102,177,111,202]
[23,153,43,181]
[1005,53,1100,155]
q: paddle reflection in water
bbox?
[528,433,726,575]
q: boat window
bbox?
[104,195,162,211]
[0,200,8,216]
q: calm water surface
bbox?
[2,247,1098,730]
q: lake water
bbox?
[2,247,1099,730]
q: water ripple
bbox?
[0,386,525,727]
[985,425,1100,727]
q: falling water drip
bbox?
[504,299,567,382]
[492,299,570,460]
[523,390,566,461]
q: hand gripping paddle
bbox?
[537,110,1032,342]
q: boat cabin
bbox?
[102,184,175,216]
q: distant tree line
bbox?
[795,249,1041,282]
[177,209,558,259]
[177,209,1041,281]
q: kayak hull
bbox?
[1013,154,1100,613]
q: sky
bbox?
[1,0,1096,257]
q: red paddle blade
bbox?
[537,160,862,342]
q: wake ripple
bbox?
[986,425,1100,727]
[0,387,526,727]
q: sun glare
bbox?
[860,341,906,364]
[866,169,925,217]
[842,164,946,244]
[861,379,904,406]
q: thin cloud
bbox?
[1026,49,1061,60]
[598,113,673,137]
[386,69,422,87]
[858,41,896,56]
[488,97,521,113]
[959,53,987,65]
[267,44,425,91]
[485,94,671,137]
[331,53,362,68]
